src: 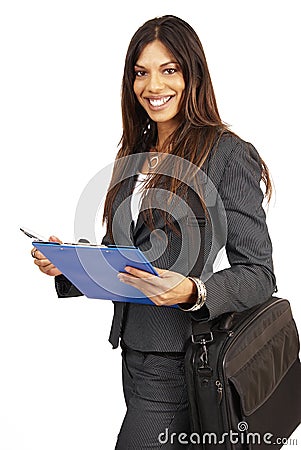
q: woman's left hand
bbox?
[118,266,197,307]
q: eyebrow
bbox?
[134,61,179,69]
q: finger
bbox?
[39,263,55,272]
[121,268,167,291]
[124,266,155,279]
[49,235,63,244]
[118,273,152,292]
[121,273,164,293]
[118,274,155,299]
[39,265,61,276]
[118,274,171,306]
[34,258,53,268]
[46,267,62,276]
[118,273,163,297]
[32,249,47,260]
[118,273,139,284]
[152,266,166,276]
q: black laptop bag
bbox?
[185,296,301,449]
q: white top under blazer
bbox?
[130,173,149,226]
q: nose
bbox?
[147,71,165,92]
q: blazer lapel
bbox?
[133,207,167,246]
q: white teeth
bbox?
[149,96,171,107]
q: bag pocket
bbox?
[226,315,301,449]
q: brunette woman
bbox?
[32,16,276,449]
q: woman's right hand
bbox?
[31,235,62,277]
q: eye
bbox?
[163,68,177,75]
[134,70,147,77]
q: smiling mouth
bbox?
[147,96,172,107]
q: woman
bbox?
[32,15,276,449]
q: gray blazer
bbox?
[55,133,276,352]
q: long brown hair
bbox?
[103,15,272,237]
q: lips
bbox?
[147,96,173,107]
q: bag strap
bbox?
[191,319,213,343]
[187,158,214,342]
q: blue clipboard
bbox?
[33,242,160,305]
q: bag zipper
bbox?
[215,379,223,404]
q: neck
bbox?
[156,119,180,151]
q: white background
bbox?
[1,0,300,448]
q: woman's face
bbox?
[133,40,185,131]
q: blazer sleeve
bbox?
[192,141,277,321]
[54,274,83,298]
